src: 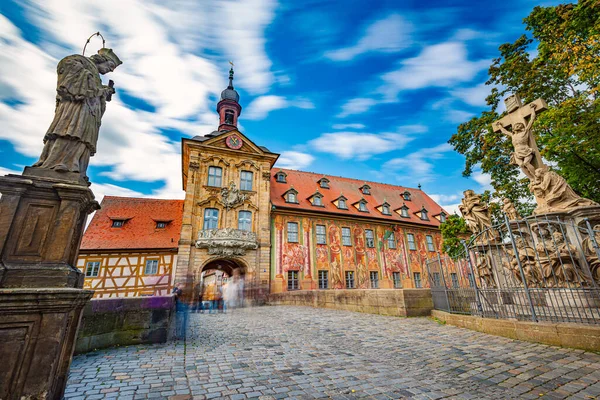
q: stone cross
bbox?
[493,94,547,180]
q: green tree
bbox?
[449,0,600,213]
[440,214,472,260]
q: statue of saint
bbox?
[582,224,600,285]
[221,181,248,209]
[528,167,597,214]
[458,190,493,238]
[32,48,122,182]
[502,198,521,221]
[495,103,538,179]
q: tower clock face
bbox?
[225,134,243,150]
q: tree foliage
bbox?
[440,214,472,260]
[449,0,600,213]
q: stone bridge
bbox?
[66,306,600,399]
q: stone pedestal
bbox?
[270,274,285,293]
[0,173,98,399]
[301,276,315,290]
[379,277,393,289]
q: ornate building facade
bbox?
[78,68,448,297]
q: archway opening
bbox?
[196,259,246,311]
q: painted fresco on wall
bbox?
[282,242,308,273]
[328,224,344,288]
[353,227,368,288]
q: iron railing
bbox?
[426,213,600,324]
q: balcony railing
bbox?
[196,228,258,256]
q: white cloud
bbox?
[451,83,490,107]
[472,169,493,191]
[332,123,366,130]
[380,42,489,99]
[383,143,454,182]
[245,95,314,120]
[309,131,413,161]
[337,98,376,118]
[275,151,314,170]
[325,14,412,61]
[445,109,475,124]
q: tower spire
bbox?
[217,63,242,132]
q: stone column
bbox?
[0,173,96,399]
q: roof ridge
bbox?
[103,196,184,202]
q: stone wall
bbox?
[431,310,600,352]
[268,289,433,317]
[75,295,175,354]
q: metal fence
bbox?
[426,213,600,324]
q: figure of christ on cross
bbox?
[493,96,547,180]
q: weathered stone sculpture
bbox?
[0,44,121,399]
[502,198,521,220]
[475,253,495,287]
[536,231,584,287]
[221,181,248,210]
[528,166,597,214]
[458,190,493,240]
[583,225,600,284]
[506,237,541,286]
[27,48,121,184]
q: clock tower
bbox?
[174,67,279,302]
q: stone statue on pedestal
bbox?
[458,190,493,240]
[528,166,597,214]
[31,48,122,183]
[583,225,600,284]
[502,198,521,221]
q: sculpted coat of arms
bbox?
[221,181,248,209]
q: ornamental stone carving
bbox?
[221,181,248,210]
[196,228,258,256]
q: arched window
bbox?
[287,192,297,203]
[401,207,409,218]
[403,191,411,201]
[338,198,347,209]
[224,109,234,125]
[359,201,368,212]
[276,172,286,183]
[313,195,323,206]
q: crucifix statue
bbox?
[493,94,547,180]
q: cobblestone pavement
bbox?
[66,306,600,400]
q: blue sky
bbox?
[0,0,564,213]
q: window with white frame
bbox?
[358,201,367,212]
[426,235,435,252]
[318,270,328,289]
[401,207,409,218]
[203,208,219,230]
[370,271,379,288]
[316,224,326,244]
[440,212,447,223]
[238,210,252,231]
[313,195,323,206]
[392,272,402,288]
[407,233,416,250]
[382,204,391,215]
[342,227,351,246]
[207,166,222,187]
[414,272,422,288]
[345,271,355,289]
[387,232,396,249]
[287,271,299,290]
[276,172,286,183]
[240,170,253,191]
[145,259,159,275]
[319,179,329,189]
[286,192,297,203]
[338,198,347,209]
[287,222,299,243]
[421,208,429,220]
[365,229,375,248]
[361,185,370,195]
[85,261,100,277]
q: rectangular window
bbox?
[392,272,402,288]
[414,272,422,288]
[387,232,396,249]
[238,210,252,231]
[145,259,159,275]
[240,170,253,191]
[369,271,379,289]
[365,229,375,248]
[345,271,355,289]
[401,207,409,218]
[203,208,219,230]
[426,235,435,252]
[287,271,299,290]
[342,227,352,246]
[338,198,347,209]
[359,202,367,212]
[316,224,326,245]
[156,221,167,229]
[468,273,475,288]
[450,273,459,288]
[433,272,441,287]
[313,196,322,206]
[111,220,124,228]
[318,270,329,289]
[85,261,100,277]
[287,222,299,243]
[407,233,416,250]
[207,166,222,187]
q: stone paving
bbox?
[66,306,600,399]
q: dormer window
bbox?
[337,196,348,209]
[284,188,298,204]
[420,207,429,220]
[276,172,287,183]
[156,221,167,229]
[358,201,368,212]
[112,220,125,228]
[312,195,323,206]
[360,185,371,195]
[440,212,447,223]
[381,203,391,215]
[318,177,330,189]
[400,206,409,218]
[403,191,411,201]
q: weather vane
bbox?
[229,60,234,68]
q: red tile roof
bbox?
[81,196,184,251]
[270,169,448,228]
